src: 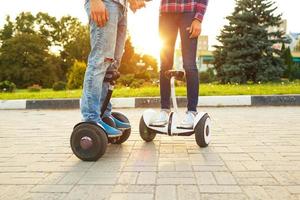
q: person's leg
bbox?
[81,0,122,136]
[150,13,179,126]
[159,13,179,110]
[101,6,127,117]
[179,13,199,112]
[100,6,130,129]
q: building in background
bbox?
[175,35,214,72]
[286,32,300,51]
[197,35,209,51]
[270,19,300,51]
[268,19,287,34]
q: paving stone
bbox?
[30,185,73,193]
[195,172,217,185]
[214,172,237,185]
[200,194,248,200]
[110,193,153,200]
[0,185,34,200]
[118,172,139,184]
[113,185,155,193]
[263,186,296,200]
[157,177,197,185]
[199,185,242,193]
[156,185,176,200]
[137,172,156,184]
[177,185,200,200]
[23,193,67,200]
[65,185,113,200]
[242,186,271,199]
[286,186,300,194]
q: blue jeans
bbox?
[159,13,199,112]
[81,0,127,122]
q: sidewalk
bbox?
[0,107,300,199]
[1,95,300,109]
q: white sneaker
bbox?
[150,109,170,127]
[178,111,197,129]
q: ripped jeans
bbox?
[81,0,127,122]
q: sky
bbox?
[0,0,299,57]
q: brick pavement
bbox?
[0,107,300,200]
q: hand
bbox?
[186,20,202,39]
[129,0,146,13]
[90,0,109,27]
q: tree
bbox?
[0,33,58,88]
[59,23,90,78]
[67,61,86,89]
[119,36,158,77]
[281,44,293,79]
[15,12,36,34]
[295,40,300,52]
[0,12,90,85]
[0,16,14,42]
[214,0,287,83]
[119,36,136,74]
[35,12,60,46]
[57,16,90,79]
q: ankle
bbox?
[161,109,170,113]
[187,111,197,116]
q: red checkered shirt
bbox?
[160,0,208,22]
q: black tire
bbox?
[109,112,131,144]
[70,123,108,161]
[139,116,156,142]
[195,114,211,148]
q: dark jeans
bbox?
[159,12,199,112]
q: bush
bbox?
[200,68,216,83]
[53,81,67,91]
[130,79,145,88]
[28,84,42,92]
[134,72,151,81]
[67,61,86,89]
[289,64,300,80]
[117,74,135,87]
[0,81,16,93]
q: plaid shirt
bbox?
[160,0,208,22]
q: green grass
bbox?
[1,82,300,100]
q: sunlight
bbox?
[134,36,164,59]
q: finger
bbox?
[98,14,104,27]
[189,25,193,34]
[91,12,97,24]
[101,12,107,26]
[140,1,146,8]
[130,5,136,13]
[95,13,102,27]
[190,28,200,38]
[105,8,109,21]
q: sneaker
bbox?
[177,111,197,129]
[97,120,122,138]
[107,115,131,130]
[150,109,170,127]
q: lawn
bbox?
[1,82,300,100]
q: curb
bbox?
[1,95,300,110]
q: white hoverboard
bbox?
[139,70,211,147]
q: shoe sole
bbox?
[117,127,131,131]
[107,133,122,138]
